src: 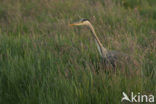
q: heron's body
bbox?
[70,19,128,68]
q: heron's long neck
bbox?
[88,23,107,57]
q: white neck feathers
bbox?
[85,21,108,57]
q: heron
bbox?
[70,19,129,68]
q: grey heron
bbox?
[70,19,129,68]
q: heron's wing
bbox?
[107,50,130,61]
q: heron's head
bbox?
[70,18,90,26]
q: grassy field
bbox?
[0,0,155,104]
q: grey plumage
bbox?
[103,50,129,68]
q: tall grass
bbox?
[0,0,155,104]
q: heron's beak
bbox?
[69,22,82,26]
[69,23,75,26]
